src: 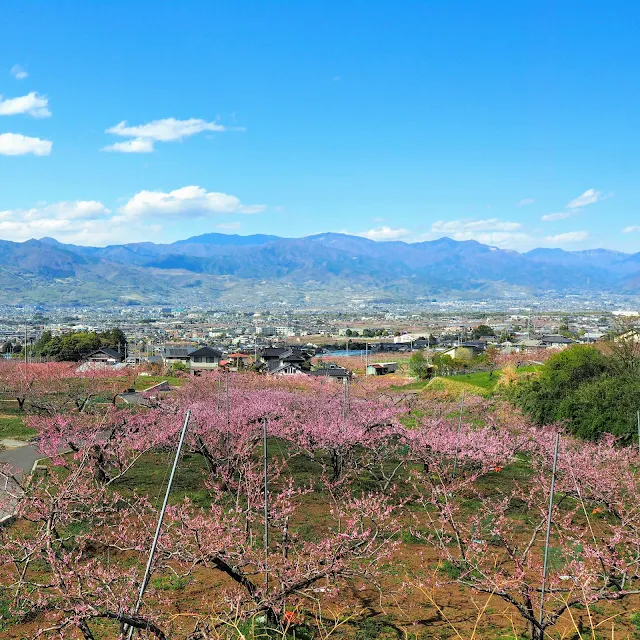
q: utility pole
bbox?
[452,391,465,478]
[539,431,560,634]
[342,376,350,420]
[24,323,28,364]
[126,411,191,638]
[225,368,230,428]
[263,418,269,592]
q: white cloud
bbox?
[0,133,52,156]
[103,117,234,152]
[357,226,411,241]
[566,189,603,209]
[0,200,119,244]
[419,219,533,248]
[120,186,265,218]
[0,188,264,246]
[623,226,640,233]
[102,138,154,153]
[517,198,535,206]
[21,201,110,221]
[445,231,534,248]
[10,65,27,80]
[541,211,575,222]
[0,92,50,118]
[545,231,589,244]
[431,218,522,233]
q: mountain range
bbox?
[2,232,640,307]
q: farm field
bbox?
[1,352,640,639]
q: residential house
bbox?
[259,347,312,374]
[366,362,398,376]
[514,338,544,352]
[440,341,486,360]
[189,346,224,372]
[377,342,411,352]
[580,331,605,343]
[412,338,435,349]
[86,347,124,364]
[227,352,250,371]
[310,364,352,382]
[161,345,195,367]
[539,335,576,349]
[270,363,307,376]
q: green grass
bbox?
[447,371,499,391]
[134,375,184,391]
[515,364,542,373]
[112,451,212,506]
[424,376,494,398]
[151,573,188,591]
[0,403,36,441]
[0,416,36,440]
[391,380,430,392]
[400,408,424,430]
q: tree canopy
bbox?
[471,324,495,339]
[508,344,640,440]
[408,350,430,379]
[33,328,128,361]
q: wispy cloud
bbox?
[0,133,52,155]
[120,186,265,217]
[541,211,576,222]
[426,219,530,248]
[566,189,603,209]
[102,138,154,153]
[623,226,640,234]
[545,231,589,244]
[356,226,410,241]
[431,218,522,233]
[10,65,27,80]
[103,117,236,152]
[0,200,110,222]
[217,222,242,230]
[517,198,535,206]
[0,92,50,118]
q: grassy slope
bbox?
[0,401,36,441]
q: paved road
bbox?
[0,441,43,523]
[0,442,43,478]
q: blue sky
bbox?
[0,1,638,251]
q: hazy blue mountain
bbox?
[0,232,635,305]
[526,248,628,272]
